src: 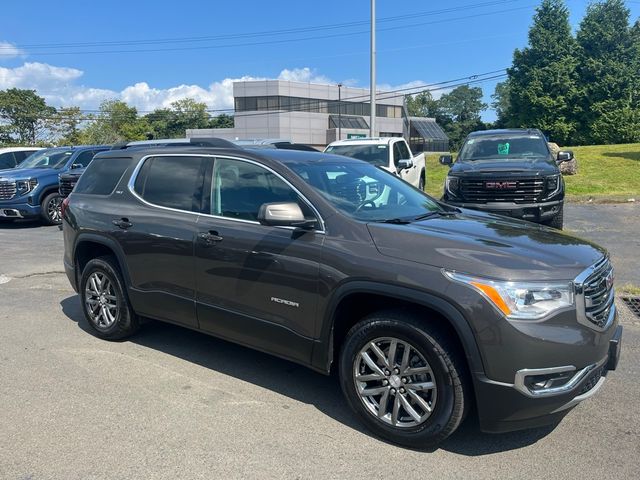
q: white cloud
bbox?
[0,41,26,59]
[0,61,434,113]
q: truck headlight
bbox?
[546,175,561,196]
[445,176,459,196]
[444,271,574,320]
[16,179,37,196]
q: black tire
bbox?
[544,205,564,230]
[339,310,469,449]
[40,192,63,226]
[418,170,425,191]
[79,256,140,340]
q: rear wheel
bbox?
[80,256,140,340]
[544,205,564,230]
[339,310,469,449]
[40,192,62,225]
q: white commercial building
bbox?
[188,80,448,151]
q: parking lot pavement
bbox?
[565,202,640,286]
[1,207,639,480]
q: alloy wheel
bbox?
[353,337,437,428]
[84,272,118,329]
[47,196,62,223]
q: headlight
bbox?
[16,179,37,195]
[546,175,561,196]
[445,176,459,195]
[444,271,574,320]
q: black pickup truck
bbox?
[440,129,573,229]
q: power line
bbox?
[0,4,534,56]
[0,1,520,51]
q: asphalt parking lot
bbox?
[1,203,639,480]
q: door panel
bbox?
[194,157,323,362]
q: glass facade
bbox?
[235,95,403,119]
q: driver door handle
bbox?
[112,218,133,229]
[198,231,224,245]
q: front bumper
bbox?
[444,198,562,222]
[475,324,622,433]
[0,201,41,218]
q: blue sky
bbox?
[1,0,639,121]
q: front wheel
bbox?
[543,205,564,230]
[339,311,469,449]
[40,192,62,225]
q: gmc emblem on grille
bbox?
[485,181,517,189]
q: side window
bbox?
[134,156,206,212]
[211,158,312,222]
[74,157,133,195]
[12,151,29,165]
[392,143,402,167]
[397,141,411,160]
[0,152,16,169]
[73,150,97,168]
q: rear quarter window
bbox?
[74,157,133,195]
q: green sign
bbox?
[347,133,367,139]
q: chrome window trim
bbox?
[127,153,326,234]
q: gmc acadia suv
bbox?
[440,129,572,229]
[62,142,622,448]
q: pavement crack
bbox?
[14,270,65,279]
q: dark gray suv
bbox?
[61,142,622,448]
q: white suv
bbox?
[0,147,43,170]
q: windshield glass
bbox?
[290,161,441,222]
[458,134,549,162]
[324,144,389,167]
[17,149,74,169]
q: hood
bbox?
[61,168,86,179]
[450,158,558,176]
[0,167,58,180]
[367,210,605,281]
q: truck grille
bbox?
[0,180,17,200]
[459,177,544,203]
[578,257,615,330]
[59,177,78,197]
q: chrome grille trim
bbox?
[574,256,615,331]
[459,177,545,204]
[0,180,17,200]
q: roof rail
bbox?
[110,137,239,150]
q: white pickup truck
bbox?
[324,137,426,190]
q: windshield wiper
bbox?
[375,218,412,224]
[413,210,458,221]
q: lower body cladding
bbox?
[447,199,562,222]
[473,322,622,433]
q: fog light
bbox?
[525,371,574,391]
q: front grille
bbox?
[459,177,544,203]
[579,258,615,329]
[59,177,77,197]
[0,180,17,200]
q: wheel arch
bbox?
[73,233,132,289]
[311,282,485,377]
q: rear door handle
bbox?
[198,231,223,244]
[112,218,133,229]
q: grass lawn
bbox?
[423,143,640,202]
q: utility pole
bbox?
[370,0,376,137]
[338,83,343,141]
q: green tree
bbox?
[81,100,149,144]
[506,0,578,144]
[575,0,639,144]
[209,113,234,129]
[145,98,217,138]
[438,85,487,149]
[491,81,512,128]
[48,107,84,145]
[0,88,56,145]
[405,91,444,120]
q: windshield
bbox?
[290,161,442,222]
[458,134,549,162]
[324,144,389,167]
[17,149,74,169]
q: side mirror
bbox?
[257,202,316,229]
[397,159,413,170]
[71,163,83,169]
[439,155,453,166]
[557,151,574,163]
